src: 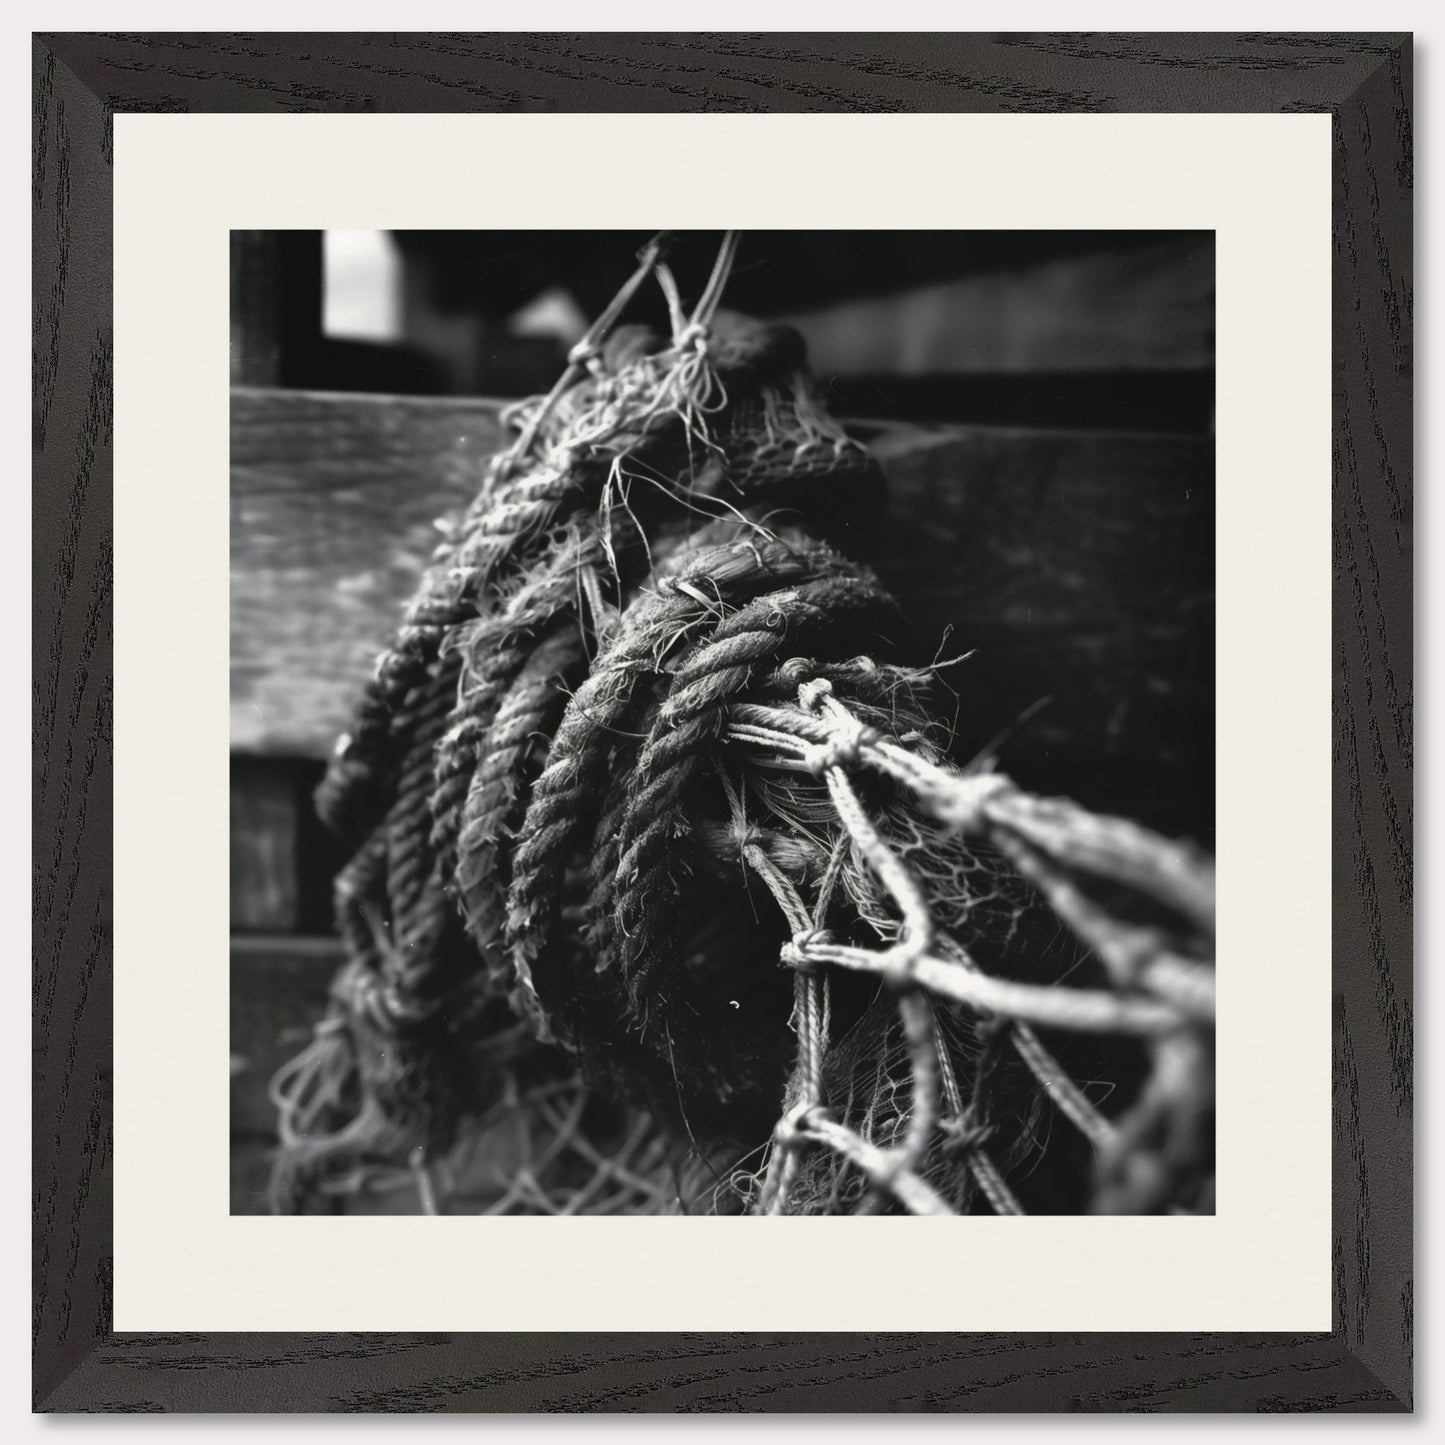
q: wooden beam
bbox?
[231,387,1213,835]
[777,237,1214,377]
[229,759,300,931]
[867,422,1215,837]
[229,231,323,387]
[230,387,507,755]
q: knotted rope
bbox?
[272,234,1215,1217]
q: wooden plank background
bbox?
[232,388,1213,837]
[230,388,507,755]
[229,760,300,931]
[777,236,1215,376]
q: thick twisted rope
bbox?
[504,530,861,1002]
[313,458,575,843]
[429,520,615,890]
[614,572,897,1004]
[453,623,588,962]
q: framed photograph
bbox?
[33,32,1412,1412]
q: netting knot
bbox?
[880,936,928,992]
[566,336,605,370]
[780,927,834,971]
[939,1114,997,1156]
[802,719,880,775]
[774,1100,829,1148]
[934,772,1011,835]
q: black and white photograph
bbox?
[32,24,1416,1415]
[230,228,1217,1218]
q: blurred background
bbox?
[235,228,1213,429]
[230,229,1215,1211]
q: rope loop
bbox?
[776,655,813,679]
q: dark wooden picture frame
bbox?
[33,32,1412,1412]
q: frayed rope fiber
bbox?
[272,235,1216,1216]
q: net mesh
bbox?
[269,234,1215,1217]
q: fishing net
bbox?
[270,233,1216,1217]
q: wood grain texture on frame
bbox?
[32,31,1412,1412]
